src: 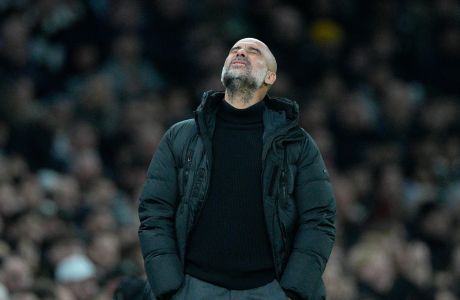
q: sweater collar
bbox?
[217,99,264,124]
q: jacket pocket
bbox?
[280,221,289,268]
[175,200,189,263]
[274,195,288,273]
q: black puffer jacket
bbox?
[138,91,336,300]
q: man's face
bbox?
[221,39,270,89]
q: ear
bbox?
[264,71,276,85]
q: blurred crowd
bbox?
[0,0,459,299]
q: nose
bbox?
[235,48,246,57]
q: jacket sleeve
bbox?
[138,127,184,298]
[280,133,336,300]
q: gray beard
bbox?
[221,66,266,104]
[222,75,258,104]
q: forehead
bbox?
[231,39,267,51]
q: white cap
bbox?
[55,254,96,283]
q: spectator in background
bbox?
[0,256,33,294]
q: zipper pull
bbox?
[281,169,288,209]
[185,150,193,173]
[181,150,193,214]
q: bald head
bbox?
[221,37,278,104]
[235,38,277,73]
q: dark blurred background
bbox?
[0,0,459,299]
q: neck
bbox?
[224,88,267,109]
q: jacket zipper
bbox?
[273,177,287,278]
[273,186,281,278]
[180,149,193,214]
[277,148,289,271]
[281,147,288,209]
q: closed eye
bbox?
[229,46,262,55]
[230,46,240,53]
[247,47,262,55]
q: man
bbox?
[138,38,336,300]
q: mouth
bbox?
[230,60,248,66]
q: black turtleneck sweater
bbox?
[185,99,275,289]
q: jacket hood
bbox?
[195,90,299,120]
[193,90,300,136]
